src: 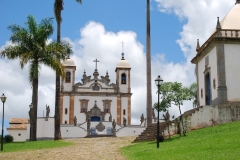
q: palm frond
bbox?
[76,0,82,4]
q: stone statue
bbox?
[152,108,155,118]
[74,116,77,126]
[166,111,170,121]
[140,113,144,124]
[46,105,50,117]
[45,105,50,121]
[87,118,91,136]
[112,119,116,136]
[109,113,112,122]
[123,117,127,127]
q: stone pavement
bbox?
[0,136,136,160]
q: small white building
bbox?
[7,118,28,142]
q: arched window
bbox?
[121,73,126,84]
[66,72,71,83]
[123,109,126,115]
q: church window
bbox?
[105,103,109,113]
[80,99,89,113]
[65,108,68,114]
[102,100,112,113]
[92,84,100,91]
[201,89,203,98]
[82,102,86,112]
[65,120,67,124]
[123,109,126,115]
[66,72,71,83]
[121,73,126,84]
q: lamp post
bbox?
[155,75,163,148]
[29,103,33,141]
[0,93,7,151]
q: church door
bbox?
[91,116,100,122]
[205,73,211,105]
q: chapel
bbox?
[191,1,240,106]
[60,53,132,125]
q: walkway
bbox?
[0,136,136,160]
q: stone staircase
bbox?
[133,122,168,143]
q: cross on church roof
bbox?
[122,41,125,53]
[93,58,100,71]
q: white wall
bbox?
[37,118,54,139]
[198,46,218,106]
[225,44,240,101]
[8,130,27,142]
[117,127,145,137]
[62,96,70,124]
[63,68,74,92]
[61,126,87,138]
[121,97,128,124]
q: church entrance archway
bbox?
[91,116,100,122]
[205,73,211,105]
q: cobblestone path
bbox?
[0,136,135,160]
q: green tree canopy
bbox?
[153,82,193,136]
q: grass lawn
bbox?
[121,121,240,160]
[0,140,74,153]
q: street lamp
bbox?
[0,93,7,151]
[155,75,163,148]
[29,103,33,141]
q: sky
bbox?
[0,0,236,134]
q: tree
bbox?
[0,15,72,141]
[154,82,192,136]
[189,82,197,108]
[53,0,82,140]
[169,82,192,136]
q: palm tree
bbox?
[53,0,82,140]
[0,15,72,141]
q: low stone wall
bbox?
[162,102,240,136]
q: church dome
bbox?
[116,53,131,69]
[116,59,131,68]
[220,3,240,30]
[62,57,76,66]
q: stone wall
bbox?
[162,102,240,136]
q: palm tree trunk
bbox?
[31,77,38,141]
[146,0,152,127]
[54,10,62,140]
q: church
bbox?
[60,53,132,126]
[191,1,240,106]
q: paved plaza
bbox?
[0,136,136,160]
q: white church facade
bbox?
[60,53,132,126]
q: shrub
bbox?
[5,135,13,143]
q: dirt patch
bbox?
[0,136,136,160]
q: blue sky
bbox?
[0,0,236,133]
[0,0,185,63]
